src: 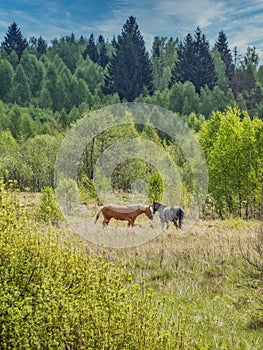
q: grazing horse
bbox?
[152,201,184,229]
[94,204,154,227]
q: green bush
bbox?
[0,180,169,349]
[78,173,98,204]
[55,178,79,213]
[37,186,63,225]
[148,171,163,203]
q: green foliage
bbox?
[21,134,62,191]
[2,22,28,59]
[199,107,263,218]
[56,178,79,213]
[75,55,105,94]
[151,36,177,91]
[78,173,98,203]
[214,31,234,90]
[82,33,99,63]
[0,181,169,349]
[0,129,17,153]
[212,49,229,91]
[0,18,263,222]
[20,50,44,97]
[47,33,84,73]
[0,18,262,116]
[0,132,62,191]
[97,34,109,68]
[37,186,62,225]
[0,59,14,102]
[105,16,153,101]
[11,64,31,105]
[148,172,163,203]
[170,27,217,93]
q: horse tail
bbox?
[94,206,104,224]
[178,207,184,229]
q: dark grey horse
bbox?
[152,202,184,229]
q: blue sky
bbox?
[1,0,263,63]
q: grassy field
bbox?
[89,217,263,349]
[1,188,263,349]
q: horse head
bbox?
[140,204,154,220]
[152,201,161,214]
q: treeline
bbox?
[1,17,263,123]
[0,17,262,219]
[0,107,262,219]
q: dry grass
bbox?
[79,218,263,349]
[19,190,263,348]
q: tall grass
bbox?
[1,182,263,349]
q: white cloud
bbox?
[105,0,263,62]
[1,0,263,63]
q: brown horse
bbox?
[94,203,154,227]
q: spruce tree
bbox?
[82,34,99,63]
[2,22,28,59]
[97,35,109,68]
[170,27,217,93]
[214,31,235,90]
[36,36,47,58]
[105,16,153,101]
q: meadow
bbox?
[1,185,263,349]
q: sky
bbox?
[1,0,263,63]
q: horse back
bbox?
[102,204,141,221]
[104,204,140,213]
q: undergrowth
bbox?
[0,181,169,349]
[1,181,263,349]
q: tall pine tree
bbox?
[82,33,99,63]
[36,36,47,58]
[97,35,109,68]
[105,16,153,101]
[214,31,235,92]
[2,22,28,59]
[170,27,217,93]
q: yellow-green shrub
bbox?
[37,186,63,225]
[0,180,169,349]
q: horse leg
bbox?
[103,218,110,227]
[162,220,169,229]
[173,218,178,228]
[127,219,134,227]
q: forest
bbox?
[1,15,263,349]
[0,16,262,219]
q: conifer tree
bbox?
[36,36,47,58]
[170,27,217,93]
[97,35,109,68]
[105,16,153,101]
[2,22,28,59]
[214,31,235,91]
[82,34,99,63]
